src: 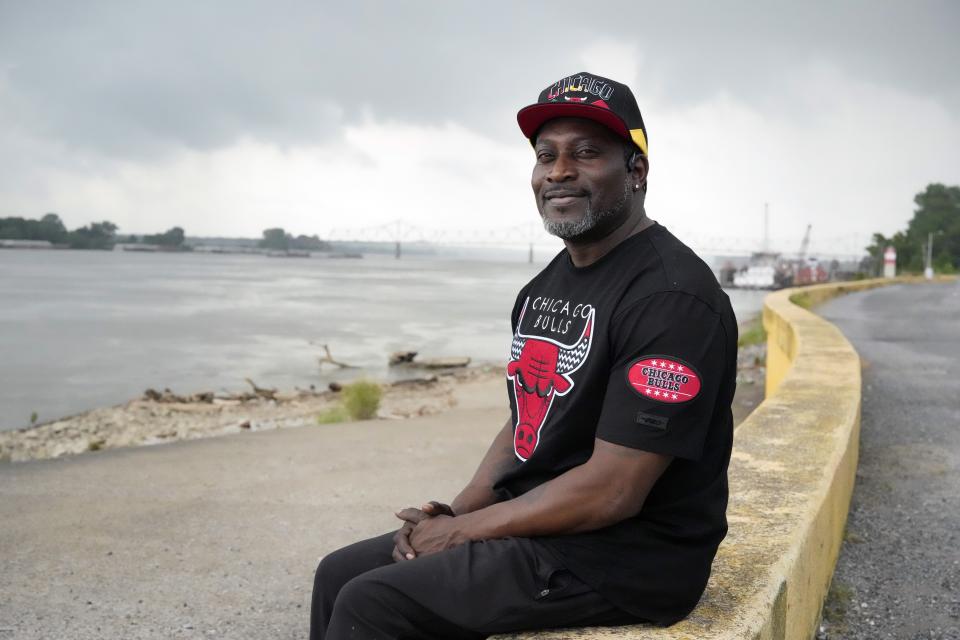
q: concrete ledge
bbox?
[493,277,921,640]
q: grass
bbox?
[316,379,383,424]
[341,379,382,420]
[843,526,866,544]
[316,406,349,424]
[821,579,853,634]
[738,318,767,348]
[790,291,814,309]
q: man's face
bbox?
[531,118,634,241]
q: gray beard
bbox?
[542,182,630,240]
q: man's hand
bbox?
[409,513,467,557]
[391,501,455,562]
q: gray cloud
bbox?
[2,1,957,160]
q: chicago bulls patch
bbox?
[627,355,701,404]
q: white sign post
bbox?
[883,246,896,278]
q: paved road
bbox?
[818,281,960,640]
[0,379,508,640]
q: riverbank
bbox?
[0,341,766,464]
[0,366,504,463]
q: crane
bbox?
[798,224,812,261]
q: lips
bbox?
[544,190,586,207]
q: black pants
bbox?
[310,532,642,640]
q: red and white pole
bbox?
[883,246,896,278]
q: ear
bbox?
[630,154,650,189]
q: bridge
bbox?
[320,218,871,261]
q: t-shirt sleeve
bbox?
[595,291,727,461]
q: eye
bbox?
[575,147,599,158]
[535,150,555,163]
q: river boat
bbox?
[731,251,793,289]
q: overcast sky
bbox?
[1,1,958,255]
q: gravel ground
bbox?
[817,281,960,640]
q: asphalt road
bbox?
[817,280,960,640]
[0,379,508,640]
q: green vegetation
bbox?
[843,528,865,544]
[0,213,118,250]
[790,292,814,309]
[738,318,767,347]
[821,578,853,634]
[866,183,960,274]
[1,214,193,251]
[342,379,382,420]
[316,406,349,424]
[316,379,383,424]
[142,226,186,247]
[259,227,331,252]
[29,412,37,425]
[67,221,118,250]
[260,227,290,251]
[2,216,334,254]
[0,213,69,244]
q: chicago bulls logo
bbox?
[507,298,595,461]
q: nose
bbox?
[516,426,535,445]
[545,153,576,183]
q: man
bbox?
[310,72,737,640]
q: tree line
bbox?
[258,227,331,252]
[865,184,959,274]
[1,214,332,253]
[0,213,188,250]
[0,213,120,249]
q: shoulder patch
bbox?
[626,355,702,404]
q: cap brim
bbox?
[517,103,631,143]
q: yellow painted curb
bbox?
[494,276,954,640]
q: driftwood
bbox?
[389,350,470,369]
[417,357,471,369]
[244,378,277,400]
[317,344,355,369]
[143,388,215,404]
[389,351,418,366]
[390,375,439,387]
[143,383,331,405]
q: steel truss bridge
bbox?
[321,219,870,261]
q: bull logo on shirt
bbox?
[507,298,595,461]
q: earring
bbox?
[633,184,640,192]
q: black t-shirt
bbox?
[495,222,737,624]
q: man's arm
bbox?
[408,438,671,555]
[392,417,515,561]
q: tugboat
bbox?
[732,251,792,289]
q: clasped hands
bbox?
[392,500,466,562]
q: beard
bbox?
[542,182,631,240]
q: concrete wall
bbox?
[494,278,906,640]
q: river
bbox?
[0,249,768,430]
